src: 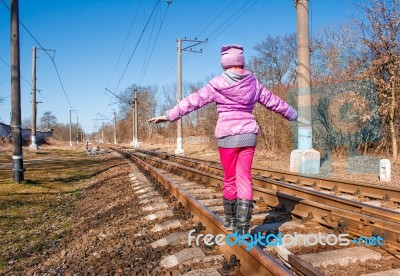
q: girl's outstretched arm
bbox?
[257,81,298,121]
[166,84,215,122]
[148,115,169,124]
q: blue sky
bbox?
[0,0,356,133]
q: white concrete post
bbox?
[379,159,391,182]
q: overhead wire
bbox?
[145,0,227,86]
[138,4,160,84]
[113,0,161,94]
[138,0,171,85]
[1,0,75,111]
[0,56,60,119]
[106,0,143,89]
[99,0,162,125]
[149,0,259,86]
[97,0,145,123]
[207,0,259,43]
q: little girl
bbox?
[149,44,300,235]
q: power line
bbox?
[138,4,160,84]
[195,1,232,39]
[207,0,259,42]
[0,56,59,118]
[49,58,74,110]
[148,0,259,86]
[106,0,144,89]
[0,56,30,87]
[100,0,145,123]
[1,0,75,111]
[113,0,161,93]
[139,1,171,84]
[101,0,162,123]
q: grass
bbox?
[0,146,102,274]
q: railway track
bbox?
[109,145,400,275]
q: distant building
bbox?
[0,122,53,143]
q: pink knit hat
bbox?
[220,44,245,69]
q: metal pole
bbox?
[76,116,79,144]
[69,109,72,146]
[30,46,38,150]
[134,88,136,147]
[134,88,138,147]
[113,110,117,144]
[296,0,312,150]
[176,38,184,155]
[10,0,24,183]
[101,121,104,143]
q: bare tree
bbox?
[115,84,157,143]
[358,0,400,159]
[249,34,297,151]
[312,22,362,83]
[39,111,57,129]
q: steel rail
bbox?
[133,149,400,225]
[115,147,294,276]
[151,151,400,204]
[124,149,400,254]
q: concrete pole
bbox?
[10,0,24,183]
[30,46,38,150]
[69,109,72,146]
[101,121,104,143]
[132,90,135,147]
[297,0,312,150]
[134,88,139,147]
[175,38,184,155]
[76,116,79,144]
[113,110,117,144]
[290,0,320,175]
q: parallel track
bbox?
[110,146,400,275]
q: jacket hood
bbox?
[212,73,257,105]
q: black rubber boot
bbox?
[236,199,253,235]
[223,198,237,231]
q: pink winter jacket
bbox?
[166,72,297,139]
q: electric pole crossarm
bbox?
[180,38,208,52]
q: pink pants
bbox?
[218,146,255,200]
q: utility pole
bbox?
[30,47,54,150]
[290,0,320,174]
[105,88,134,147]
[76,116,79,144]
[30,46,38,150]
[101,121,104,143]
[134,88,139,148]
[96,112,116,144]
[176,37,207,155]
[93,118,107,143]
[113,110,117,144]
[69,109,76,146]
[10,0,23,183]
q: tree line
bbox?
[49,0,399,159]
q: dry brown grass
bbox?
[0,144,105,273]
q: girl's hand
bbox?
[148,115,169,123]
[297,116,310,125]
